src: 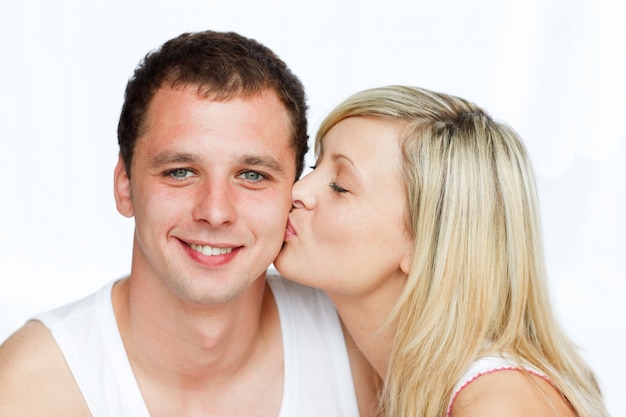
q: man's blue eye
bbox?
[169,168,193,179]
[240,171,265,181]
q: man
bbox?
[0,30,376,416]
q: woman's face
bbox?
[274,116,413,297]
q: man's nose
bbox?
[192,180,237,226]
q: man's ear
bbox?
[114,154,134,218]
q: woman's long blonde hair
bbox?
[316,86,607,417]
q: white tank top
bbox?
[446,354,549,416]
[34,275,359,417]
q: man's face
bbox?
[114,85,296,305]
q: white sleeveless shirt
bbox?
[446,354,549,416]
[34,274,359,417]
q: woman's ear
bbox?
[114,154,134,218]
[400,230,413,275]
[400,252,412,275]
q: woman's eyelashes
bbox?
[329,182,348,193]
[309,162,348,193]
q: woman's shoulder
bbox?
[449,362,576,417]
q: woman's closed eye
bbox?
[329,182,348,193]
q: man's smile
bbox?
[189,243,235,256]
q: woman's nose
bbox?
[291,171,317,210]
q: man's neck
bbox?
[111,275,284,416]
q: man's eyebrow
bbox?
[147,152,288,174]
[148,152,197,169]
[240,155,287,174]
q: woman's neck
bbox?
[327,273,406,378]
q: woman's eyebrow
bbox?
[333,153,361,177]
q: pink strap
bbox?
[446,366,551,416]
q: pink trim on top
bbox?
[446,366,552,417]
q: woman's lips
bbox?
[284,219,297,239]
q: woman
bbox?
[274,86,608,417]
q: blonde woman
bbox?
[274,85,608,417]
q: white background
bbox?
[1,1,624,414]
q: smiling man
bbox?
[0,30,376,417]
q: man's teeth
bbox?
[189,243,233,256]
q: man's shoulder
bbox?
[0,320,55,367]
[0,321,91,417]
[35,280,115,331]
[0,281,116,417]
